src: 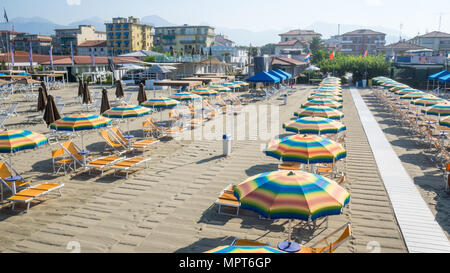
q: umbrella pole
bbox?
[288,219,292,243]
[9,155,16,195]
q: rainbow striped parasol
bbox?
[295,106,344,120]
[394,88,419,95]
[233,81,250,86]
[141,98,181,109]
[421,103,450,117]
[170,92,202,101]
[264,134,347,164]
[439,116,450,128]
[205,245,285,253]
[0,130,48,154]
[410,96,446,106]
[303,99,343,109]
[223,82,241,89]
[50,114,111,132]
[234,170,351,221]
[283,117,346,135]
[102,105,151,119]
[192,89,219,97]
[210,85,232,93]
[399,92,428,100]
[309,94,343,102]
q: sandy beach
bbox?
[0,83,447,253]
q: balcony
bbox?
[340,48,353,52]
[341,40,353,44]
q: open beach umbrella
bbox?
[141,98,181,120]
[234,170,350,250]
[283,117,346,135]
[394,88,419,95]
[37,87,47,112]
[295,106,344,120]
[102,105,151,134]
[303,99,343,109]
[50,114,111,151]
[170,92,202,102]
[0,130,48,193]
[439,116,450,128]
[116,80,124,99]
[264,134,347,164]
[421,103,450,117]
[43,95,61,127]
[83,82,92,104]
[210,85,232,93]
[137,83,147,105]
[309,94,343,102]
[100,88,111,114]
[399,92,428,100]
[205,245,286,253]
[410,96,445,107]
[192,89,219,97]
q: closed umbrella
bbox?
[41,82,49,98]
[137,83,147,105]
[116,80,124,99]
[77,77,84,98]
[100,88,111,114]
[43,95,61,127]
[83,81,92,104]
[37,87,47,112]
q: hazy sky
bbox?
[2,0,449,36]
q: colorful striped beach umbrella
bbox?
[309,94,343,102]
[141,98,181,109]
[0,130,48,154]
[439,116,450,128]
[303,99,343,109]
[394,88,419,95]
[103,105,151,134]
[192,89,219,97]
[210,85,232,93]
[234,170,350,221]
[283,117,346,135]
[399,92,428,100]
[295,106,344,120]
[410,96,445,107]
[170,92,202,102]
[205,245,285,253]
[421,103,450,117]
[264,134,347,164]
[50,114,111,151]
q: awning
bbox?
[438,74,450,83]
[246,71,280,83]
[429,70,450,80]
[276,69,292,79]
[268,70,287,80]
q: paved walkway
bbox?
[351,89,450,253]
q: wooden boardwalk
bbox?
[351,89,450,253]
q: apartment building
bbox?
[77,40,108,57]
[105,16,154,56]
[154,24,215,53]
[0,30,21,53]
[13,33,52,55]
[338,29,386,55]
[279,29,322,43]
[409,31,450,55]
[53,25,106,55]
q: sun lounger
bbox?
[278,162,302,171]
[87,155,126,176]
[132,139,160,153]
[0,161,32,201]
[60,141,85,169]
[8,183,64,213]
[296,222,353,253]
[111,157,151,179]
[215,184,240,216]
[99,130,128,154]
[231,238,270,247]
[52,147,74,175]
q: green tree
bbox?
[143,55,156,63]
[151,45,165,53]
[261,43,275,55]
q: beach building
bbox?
[215,34,235,47]
[338,29,386,55]
[409,31,450,55]
[53,25,106,55]
[271,56,308,78]
[274,39,308,55]
[105,16,155,56]
[279,29,322,43]
[13,33,53,55]
[0,30,21,54]
[154,24,215,53]
[77,40,108,57]
[378,41,432,60]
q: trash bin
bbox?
[283,94,288,105]
[368,79,373,88]
[362,80,367,88]
[223,134,232,156]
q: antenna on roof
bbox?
[399,23,403,42]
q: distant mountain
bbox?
[68,17,106,32]
[0,16,66,35]
[214,26,288,47]
[141,15,175,27]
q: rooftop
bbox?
[417,31,450,38]
[279,29,322,36]
[342,29,386,36]
[78,40,108,47]
[380,42,429,50]
[271,56,307,66]
[276,39,306,46]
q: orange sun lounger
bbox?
[8,183,64,213]
[132,139,160,153]
[215,184,240,216]
[87,155,126,176]
[111,157,151,179]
